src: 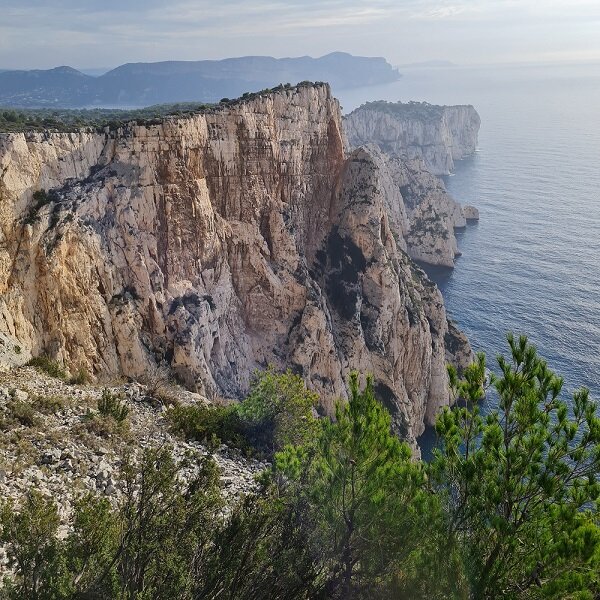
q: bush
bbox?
[69,367,90,385]
[169,368,318,457]
[140,365,171,400]
[34,394,67,415]
[169,403,246,452]
[27,355,66,380]
[238,367,318,454]
[97,389,129,423]
[0,491,67,599]
[0,448,223,599]
[79,411,124,439]
[7,400,37,427]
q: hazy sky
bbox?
[1,0,599,70]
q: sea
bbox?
[336,62,600,440]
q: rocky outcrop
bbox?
[368,150,468,267]
[0,83,471,444]
[344,100,480,175]
[463,205,479,221]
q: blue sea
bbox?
[337,62,600,420]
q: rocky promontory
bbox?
[344,100,481,175]
[0,83,472,445]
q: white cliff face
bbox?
[0,84,471,445]
[344,101,480,176]
[350,147,468,267]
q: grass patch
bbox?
[27,355,67,380]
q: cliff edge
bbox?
[344,100,480,176]
[0,84,471,444]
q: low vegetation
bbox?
[168,367,317,457]
[27,355,67,380]
[0,103,214,133]
[1,335,599,598]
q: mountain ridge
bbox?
[0,53,400,108]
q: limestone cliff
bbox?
[344,100,480,176]
[0,83,471,444]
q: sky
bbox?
[1,0,599,70]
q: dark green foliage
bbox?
[431,334,600,598]
[194,483,320,600]
[0,336,598,599]
[23,190,56,226]
[354,100,446,120]
[27,355,67,379]
[0,103,215,133]
[238,367,318,453]
[169,367,317,456]
[168,402,247,452]
[276,372,444,599]
[97,389,129,423]
[0,448,223,599]
[0,491,68,599]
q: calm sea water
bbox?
[337,63,600,419]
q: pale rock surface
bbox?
[344,100,481,175]
[463,205,480,220]
[0,84,472,445]
[374,151,468,267]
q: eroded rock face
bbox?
[370,149,468,267]
[0,84,471,444]
[344,100,480,176]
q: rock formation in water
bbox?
[0,83,471,444]
[344,100,480,176]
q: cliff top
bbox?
[346,100,476,121]
[0,81,331,134]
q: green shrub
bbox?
[27,355,66,379]
[79,411,123,439]
[98,389,129,423]
[168,403,246,452]
[169,368,318,456]
[8,400,37,427]
[69,367,90,385]
[238,367,318,454]
[0,491,68,598]
[34,394,67,415]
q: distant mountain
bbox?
[0,52,400,108]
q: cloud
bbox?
[0,0,599,68]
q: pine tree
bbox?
[432,334,600,598]
[277,372,431,599]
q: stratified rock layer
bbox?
[0,84,471,443]
[344,100,480,175]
